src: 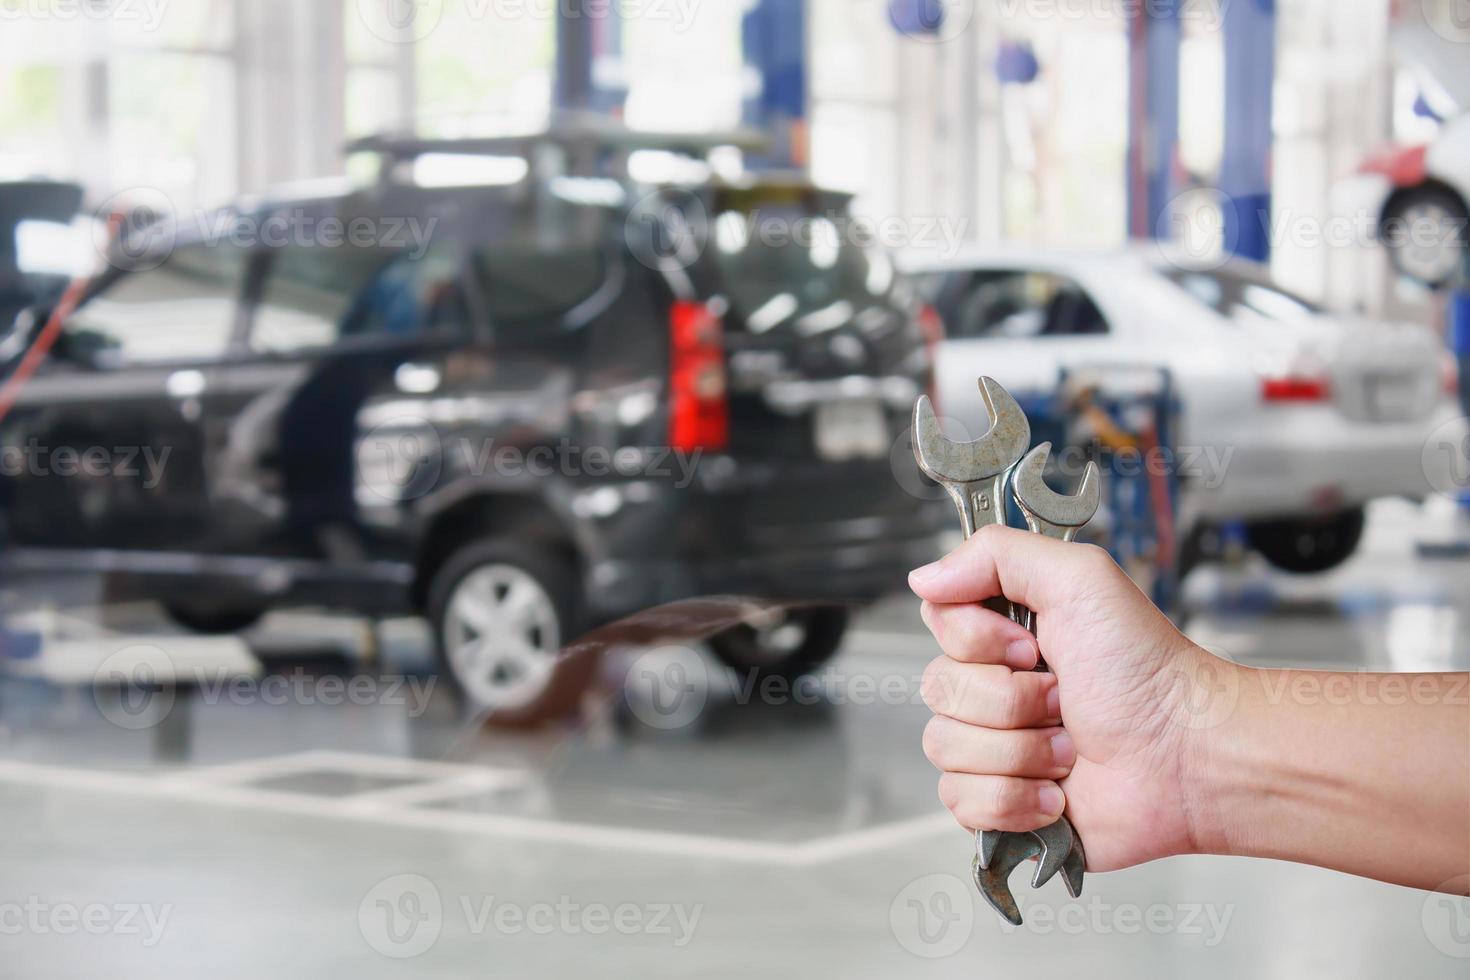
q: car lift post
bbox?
[1126,0,1180,239]
[1453,256,1470,511]
[555,0,625,115]
[742,0,808,170]
[1220,0,1275,262]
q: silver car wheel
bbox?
[1394,200,1463,285]
[442,563,562,711]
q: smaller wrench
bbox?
[1000,440,1100,907]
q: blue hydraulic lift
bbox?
[1126,0,1180,239]
[742,0,808,170]
[1220,0,1275,262]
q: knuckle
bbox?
[991,778,1028,817]
[921,717,949,765]
[994,677,1028,727]
[953,615,996,662]
[937,773,962,812]
[1079,542,1116,574]
[998,734,1031,775]
[919,658,950,711]
[974,522,1008,547]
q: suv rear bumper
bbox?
[579,459,950,619]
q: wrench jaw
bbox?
[1011,442,1101,538]
[973,821,1086,926]
[977,817,1073,887]
[972,833,1040,926]
[911,380,1031,490]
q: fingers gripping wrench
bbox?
[911,381,1096,925]
[1002,441,1101,911]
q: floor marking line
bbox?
[0,759,943,866]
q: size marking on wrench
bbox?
[912,379,1028,623]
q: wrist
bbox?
[1166,647,1261,858]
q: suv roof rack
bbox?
[346,113,773,183]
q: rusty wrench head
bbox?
[973,827,1086,925]
[978,816,1074,899]
[912,378,1031,538]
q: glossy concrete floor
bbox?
[1,499,1468,978]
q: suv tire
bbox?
[1247,508,1366,575]
[164,604,264,635]
[708,606,849,682]
[426,538,594,727]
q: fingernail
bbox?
[909,561,943,586]
[1004,639,1037,670]
[1045,681,1061,718]
[1038,786,1065,816]
[1049,732,1075,768]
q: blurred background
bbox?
[0,0,1468,976]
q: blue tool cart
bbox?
[1016,367,1184,612]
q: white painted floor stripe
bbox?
[0,757,950,866]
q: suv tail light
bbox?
[917,303,944,406]
[669,299,729,452]
[917,303,945,349]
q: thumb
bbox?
[908,524,1099,612]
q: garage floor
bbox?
[1,499,1468,978]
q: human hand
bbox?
[911,524,1226,872]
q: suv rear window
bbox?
[472,244,606,326]
[708,189,897,335]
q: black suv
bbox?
[0,181,86,353]
[0,131,944,722]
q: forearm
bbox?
[1186,665,1470,891]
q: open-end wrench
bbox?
[911,380,1074,920]
[999,440,1101,908]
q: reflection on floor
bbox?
[0,499,1467,978]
